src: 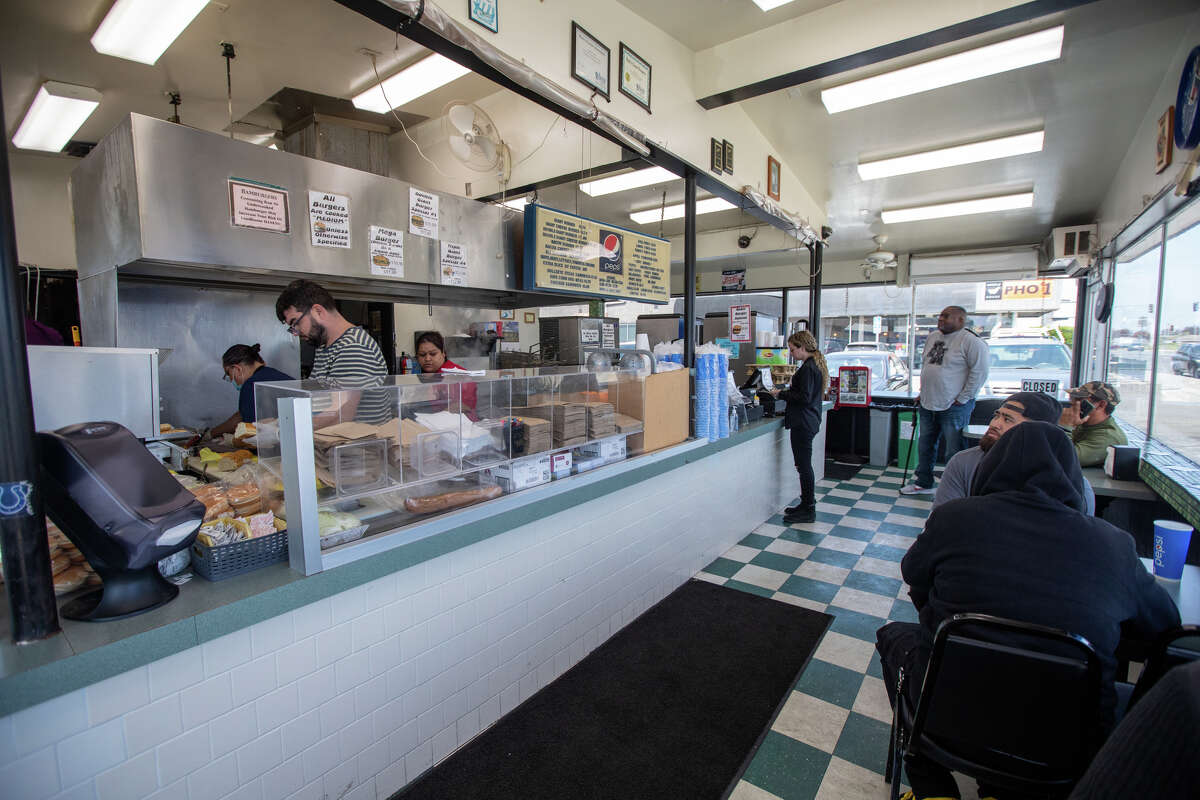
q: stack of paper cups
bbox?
[635,333,650,352]
[717,352,730,438]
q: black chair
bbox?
[1126,625,1200,711]
[969,397,1005,426]
[886,614,1102,800]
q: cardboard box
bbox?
[577,434,626,463]
[550,450,573,479]
[615,369,689,454]
[487,453,552,493]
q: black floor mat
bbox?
[824,459,864,481]
[392,579,833,800]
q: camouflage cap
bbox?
[1067,381,1120,406]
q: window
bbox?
[1107,228,1163,433]
[1151,201,1200,461]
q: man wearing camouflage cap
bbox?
[1058,381,1127,467]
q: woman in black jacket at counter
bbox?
[772,330,829,524]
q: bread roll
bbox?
[54,566,87,595]
[51,554,70,575]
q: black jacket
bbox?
[902,421,1180,729]
[780,358,823,433]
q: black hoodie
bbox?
[902,421,1180,729]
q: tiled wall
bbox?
[0,432,792,800]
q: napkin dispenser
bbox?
[1104,445,1140,481]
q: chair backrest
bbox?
[908,613,1102,791]
[1127,625,1200,711]
[969,397,1005,426]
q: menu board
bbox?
[523,204,670,304]
[308,191,351,249]
[229,178,289,234]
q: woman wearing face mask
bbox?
[770,330,830,524]
[207,344,294,439]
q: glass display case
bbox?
[252,368,649,573]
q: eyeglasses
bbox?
[285,309,311,334]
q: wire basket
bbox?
[192,527,288,581]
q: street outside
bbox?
[1111,346,1200,463]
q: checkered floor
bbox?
[695,465,986,800]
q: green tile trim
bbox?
[1140,459,1200,531]
[0,421,786,717]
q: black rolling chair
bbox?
[969,397,1005,426]
[1126,625,1200,711]
[886,614,1103,800]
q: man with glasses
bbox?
[933,391,1095,514]
[275,279,389,423]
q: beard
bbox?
[304,319,327,347]
[980,433,999,451]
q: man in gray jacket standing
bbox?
[901,306,989,495]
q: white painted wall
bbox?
[391,0,824,226]
[1096,10,1200,247]
[0,432,794,800]
[9,152,77,270]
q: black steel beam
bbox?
[696,0,1099,110]
[0,72,60,643]
[683,172,698,368]
[1071,276,1088,386]
[808,243,823,341]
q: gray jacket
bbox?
[918,329,989,411]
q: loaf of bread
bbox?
[53,566,88,596]
[403,485,502,515]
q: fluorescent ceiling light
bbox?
[630,197,736,224]
[751,0,795,10]
[579,167,679,197]
[821,26,1064,113]
[12,82,102,152]
[858,131,1045,180]
[881,192,1034,224]
[352,54,471,113]
[497,197,528,211]
[91,0,209,65]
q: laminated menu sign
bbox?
[440,241,468,286]
[409,188,439,239]
[522,204,670,303]
[367,225,404,278]
[229,178,289,233]
[308,191,350,248]
[729,304,752,343]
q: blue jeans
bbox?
[914,400,974,488]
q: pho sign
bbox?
[977,279,1059,311]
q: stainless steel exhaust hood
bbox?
[70,113,566,341]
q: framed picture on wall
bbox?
[767,155,781,201]
[1156,106,1175,173]
[723,140,734,174]
[468,0,498,33]
[523,311,536,324]
[571,22,610,100]
[711,138,724,173]
[618,43,651,112]
[499,309,515,320]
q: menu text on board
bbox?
[229,178,289,234]
[308,191,351,249]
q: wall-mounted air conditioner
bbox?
[1044,224,1097,276]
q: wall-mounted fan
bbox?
[861,234,898,279]
[443,102,511,182]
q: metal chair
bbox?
[886,614,1103,800]
[1126,624,1200,711]
[968,397,1006,427]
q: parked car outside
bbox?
[1172,343,1200,377]
[845,341,886,351]
[982,336,1072,400]
[826,351,910,393]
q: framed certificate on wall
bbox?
[618,43,651,112]
[571,22,610,100]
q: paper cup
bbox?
[635,333,650,352]
[1152,520,1193,581]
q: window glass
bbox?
[1108,228,1164,433]
[1151,199,1200,459]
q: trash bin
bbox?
[896,410,919,470]
[869,408,893,467]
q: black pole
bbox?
[808,242,824,342]
[0,72,60,643]
[683,171,697,368]
[1070,275,1088,386]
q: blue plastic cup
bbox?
[1152,520,1193,580]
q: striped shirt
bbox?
[310,326,391,424]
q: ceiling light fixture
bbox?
[352,54,471,113]
[751,0,795,11]
[629,197,736,224]
[881,192,1034,224]
[821,26,1064,114]
[12,81,102,153]
[91,0,210,65]
[858,130,1045,180]
[579,166,679,197]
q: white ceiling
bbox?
[4,0,1197,278]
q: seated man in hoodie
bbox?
[877,422,1179,800]
[933,391,1095,515]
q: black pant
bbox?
[789,425,816,509]
[876,622,1042,800]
